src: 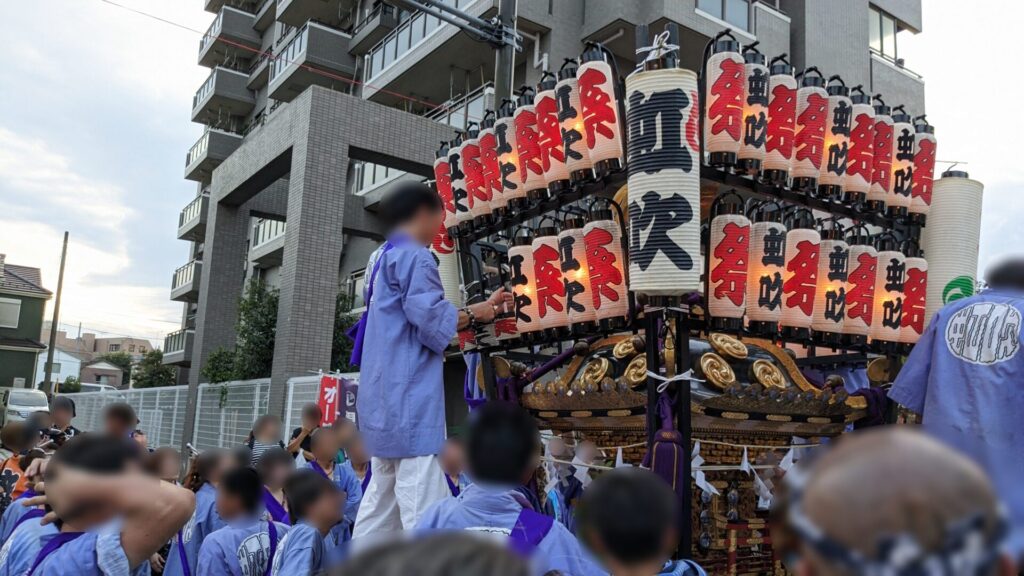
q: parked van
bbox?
[0,388,50,426]
[77,383,119,394]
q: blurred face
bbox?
[160,454,181,481]
[257,420,281,442]
[345,437,368,466]
[266,461,292,488]
[104,417,132,438]
[334,422,355,448]
[302,411,320,430]
[440,441,465,476]
[52,408,72,427]
[309,489,345,528]
[312,433,338,462]
[409,205,445,246]
[215,490,245,521]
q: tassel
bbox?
[780,447,795,471]
[740,446,752,475]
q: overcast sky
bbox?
[1,1,1021,346]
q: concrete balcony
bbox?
[349,2,398,55]
[198,6,261,68]
[171,260,203,303]
[185,128,243,182]
[192,67,256,125]
[275,0,358,28]
[177,195,210,242]
[248,52,271,89]
[250,219,287,266]
[268,22,356,102]
[869,51,925,113]
[163,329,195,367]
[253,0,277,31]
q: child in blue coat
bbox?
[257,448,295,525]
[163,449,234,576]
[304,428,361,543]
[270,469,343,575]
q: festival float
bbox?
[428,24,983,574]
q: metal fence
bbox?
[65,374,356,451]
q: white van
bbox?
[0,388,50,426]
[78,383,118,394]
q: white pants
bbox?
[352,455,449,537]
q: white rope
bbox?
[540,456,777,473]
[636,30,680,65]
[541,434,822,453]
[645,369,700,393]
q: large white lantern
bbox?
[532,225,569,334]
[811,223,849,343]
[559,213,596,331]
[448,132,472,229]
[869,235,905,347]
[737,45,769,175]
[535,72,570,194]
[763,55,797,186]
[494,100,524,214]
[922,171,984,322]
[513,88,548,202]
[578,44,624,178]
[867,99,894,211]
[900,246,928,345]
[433,142,457,234]
[818,76,852,201]
[780,210,820,339]
[556,60,594,184]
[888,105,915,217]
[430,223,463,308]
[478,111,504,224]
[583,207,629,328]
[509,232,541,336]
[842,87,875,203]
[841,228,877,346]
[704,36,744,167]
[909,116,937,223]
[791,68,828,192]
[461,122,492,226]
[745,204,787,334]
[708,197,751,331]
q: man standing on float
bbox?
[350,181,511,535]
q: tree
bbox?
[202,346,237,384]
[59,376,81,394]
[332,291,359,373]
[233,277,279,380]
[96,351,134,386]
[132,350,176,388]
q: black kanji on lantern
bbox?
[826,141,848,175]
[627,88,692,176]
[882,296,904,329]
[629,191,694,271]
[746,68,769,106]
[893,166,914,197]
[824,287,846,322]
[556,85,585,162]
[509,253,533,323]
[827,245,850,282]
[758,272,783,310]
[744,112,767,148]
[831,101,852,136]
[895,127,915,161]
[884,257,905,292]
[449,151,468,214]
[558,235,586,313]
[761,228,785,266]
[494,123,519,191]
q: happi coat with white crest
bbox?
[198,517,290,576]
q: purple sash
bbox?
[360,467,372,494]
[27,532,85,576]
[11,507,44,533]
[508,509,554,556]
[346,241,397,366]
[262,487,290,525]
[16,489,36,502]
[264,521,279,576]
[445,474,460,497]
[309,460,332,481]
[176,529,191,576]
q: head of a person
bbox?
[333,532,530,576]
[0,422,27,453]
[19,449,48,489]
[145,447,182,483]
[380,180,444,246]
[103,403,138,438]
[466,402,540,486]
[216,466,263,521]
[439,437,466,477]
[310,427,339,463]
[985,256,1024,292]
[578,468,679,576]
[32,411,53,431]
[45,433,143,528]
[333,418,355,450]
[257,447,295,490]
[50,396,76,428]
[300,404,322,430]
[343,433,369,466]
[285,469,343,529]
[184,448,234,492]
[133,429,148,450]
[575,440,598,464]
[787,428,1013,576]
[252,414,282,443]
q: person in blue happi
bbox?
[0,502,57,576]
[257,448,294,525]
[163,448,235,576]
[416,403,605,576]
[440,437,472,497]
[0,449,47,545]
[21,433,195,576]
[198,467,290,576]
[270,469,343,575]
[578,467,706,576]
[889,257,1024,561]
[304,427,361,544]
[351,181,512,536]
[340,432,371,518]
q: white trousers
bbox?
[352,454,449,537]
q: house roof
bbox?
[0,263,53,298]
[0,337,47,350]
[83,360,122,371]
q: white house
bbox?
[35,347,84,388]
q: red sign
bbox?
[514,109,543,181]
[579,66,617,149]
[902,266,928,335]
[584,227,623,310]
[317,375,340,427]
[912,137,937,206]
[535,93,565,172]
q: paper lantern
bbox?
[535,72,570,194]
[578,44,624,177]
[900,252,928,344]
[909,116,937,221]
[558,214,596,329]
[477,111,504,222]
[494,100,525,213]
[810,224,849,342]
[868,99,894,210]
[532,227,569,332]
[737,46,769,175]
[888,105,915,216]
[791,68,828,192]
[509,233,541,335]
[583,211,629,324]
[704,37,744,167]
[841,230,877,343]
[762,56,797,186]
[513,88,548,201]
[869,235,905,345]
[433,142,457,233]
[556,60,594,184]
[842,88,875,203]
[430,223,463,308]
[708,205,751,330]
[447,133,472,228]
[922,171,984,322]
[461,123,491,225]
[744,209,787,332]
[625,64,702,296]
[780,213,820,338]
[817,77,851,201]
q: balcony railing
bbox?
[186,130,212,168]
[179,196,207,228]
[252,219,287,249]
[270,24,308,83]
[364,0,480,83]
[173,261,201,290]
[193,72,218,110]
[425,82,492,130]
[353,2,396,36]
[199,11,224,54]
[164,329,194,354]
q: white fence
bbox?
[65,374,354,451]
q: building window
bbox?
[129,345,135,352]
[870,6,899,60]
[0,298,20,329]
[697,0,750,31]
[139,347,147,354]
[108,344,121,352]
[48,362,61,373]
[348,269,367,310]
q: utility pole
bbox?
[43,231,69,393]
[493,0,518,104]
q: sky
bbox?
[1,1,1022,347]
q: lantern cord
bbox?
[768,53,790,67]
[636,30,680,64]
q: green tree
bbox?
[97,351,134,386]
[331,291,359,373]
[202,346,237,384]
[233,278,279,380]
[132,349,177,388]
[59,376,81,393]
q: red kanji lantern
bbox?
[870,233,905,347]
[763,54,797,186]
[708,192,751,331]
[477,111,504,222]
[888,104,915,217]
[532,222,569,334]
[535,72,570,194]
[818,76,851,201]
[556,59,594,184]
[558,212,596,331]
[704,34,744,167]
[841,226,877,346]
[509,230,541,336]
[494,99,525,214]
[909,115,937,223]
[811,220,848,344]
[780,209,819,339]
[448,132,472,229]
[578,43,624,178]
[462,122,492,226]
[900,241,928,345]
[583,205,628,328]
[433,141,457,235]
[867,96,893,211]
[791,67,827,193]
[745,202,787,335]
[842,86,875,204]
[737,43,768,175]
[514,87,548,202]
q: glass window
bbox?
[881,13,896,58]
[371,48,383,77]
[869,8,882,52]
[725,0,748,31]
[697,0,722,18]
[410,14,425,45]
[48,362,61,373]
[8,390,48,408]
[109,344,121,352]
[0,298,20,329]
[450,107,466,130]
[398,25,411,52]
[467,94,484,127]
[384,36,397,67]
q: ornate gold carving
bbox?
[721,411,750,420]
[579,358,611,390]
[613,338,637,359]
[699,353,736,390]
[709,333,748,360]
[624,356,647,387]
[752,359,786,390]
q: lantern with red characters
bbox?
[899,240,928,346]
[584,201,629,330]
[737,43,769,175]
[909,115,937,224]
[704,33,744,167]
[780,208,820,340]
[532,219,569,337]
[818,76,852,201]
[841,225,877,348]
[434,141,457,235]
[462,122,492,227]
[791,67,828,193]
[514,87,548,202]
[477,111,505,223]
[762,54,797,186]
[707,192,751,332]
[535,71,570,195]
[842,86,875,204]
[867,95,894,212]
[578,43,624,178]
[745,201,787,336]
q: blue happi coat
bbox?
[303,461,361,543]
[269,521,324,576]
[0,492,36,545]
[197,517,289,576]
[29,526,151,576]
[0,514,57,576]
[164,483,224,576]
[415,483,607,576]
[890,289,1024,556]
[357,233,458,458]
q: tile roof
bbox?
[0,263,52,298]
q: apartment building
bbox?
[169,0,926,435]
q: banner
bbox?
[317,375,340,427]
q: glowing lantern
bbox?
[737,43,769,175]
[583,205,629,327]
[900,242,928,345]
[922,171,984,322]
[514,87,548,201]
[509,231,541,336]
[558,212,596,331]
[433,141,457,234]
[817,76,851,201]
[532,223,569,334]
[578,43,624,178]
[841,226,876,346]
[909,115,937,222]
[791,67,828,193]
[556,59,594,184]
[780,209,819,339]
[869,234,905,346]
[842,86,875,204]
[888,104,914,217]
[535,71,570,194]
[461,122,491,226]
[811,221,849,343]
[704,35,744,167]
[625,41,702,296]
[744,202,787,335]
[867,96,894,211]
[447,132,472,228]
[477,111,504,223]
[494,99,524,214]
[430,222,463,308]
[708,193,751,331]
[762,54,797,186]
